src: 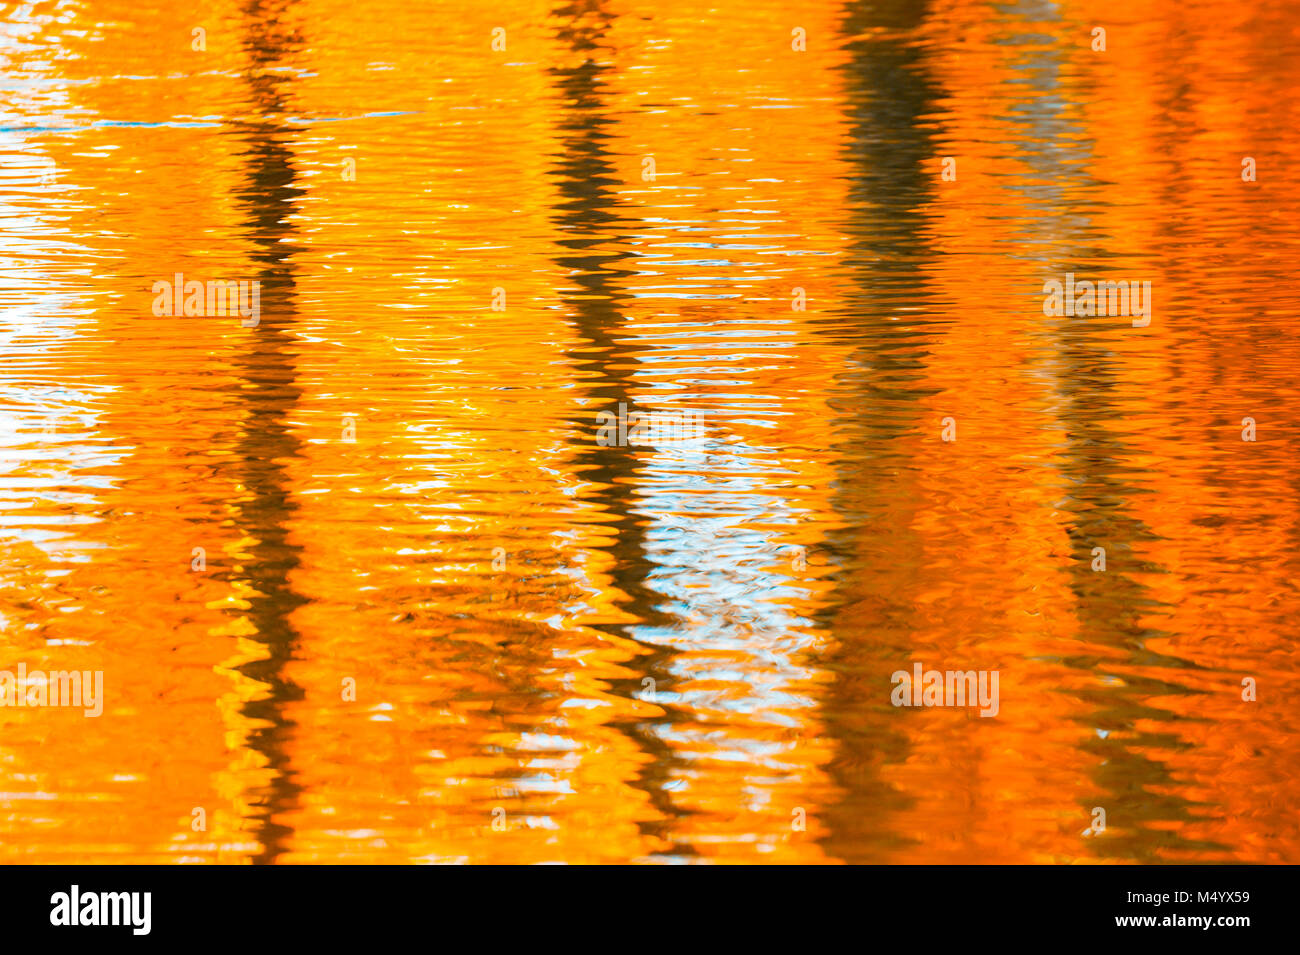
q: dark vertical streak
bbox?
[816,0,943,863]
[545,0,694,855]
[222,0,308,865]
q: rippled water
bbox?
[1,0,1298,863]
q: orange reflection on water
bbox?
[1,0,1298,863]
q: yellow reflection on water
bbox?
[1,0,1298,863]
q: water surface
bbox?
[1,0,1298,863]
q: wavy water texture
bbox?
[0,0,1297,863]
